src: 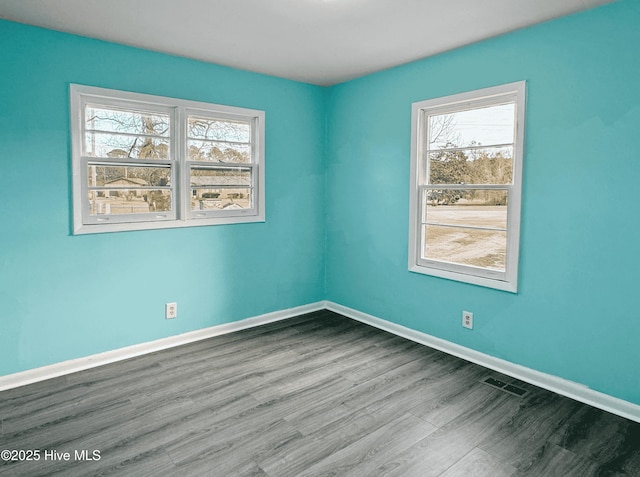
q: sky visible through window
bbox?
[430,103,515,149]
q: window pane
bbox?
[84,132,170,159]
[188,140,251,162]
[428,146,513,185]
[429,103,515,149]
[190,167,251,187]
[424,190,508,229]
[88,189,171,215]
[188,116,250,142]
[87,165,171,187]
[423,225,506,271]
[85,106,170,136]
[191,188,252,211]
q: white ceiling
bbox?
[0,0,616,85]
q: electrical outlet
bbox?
[462,310,473,329]
[165,302,177,319]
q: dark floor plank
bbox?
[373,391,523,477]
[282,354,431,436]
[478,390,587,468]
[408,361,493,427]
[551,405,640,475]
[513,443,613,477]
[296,413,437,477]
[440,447,516,477]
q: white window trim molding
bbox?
[408,81,526,292]
[70,84,265,235]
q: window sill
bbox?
[73,214,265,235]
[409,263,518,293]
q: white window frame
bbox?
[70,84,265,234]
[408,81,526,292]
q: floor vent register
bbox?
[482,377,529,397]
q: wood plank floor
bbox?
[1,310,638,476]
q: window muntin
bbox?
[186,112,255,218]
[187,115,251,162]
[84,106,171,159]
[71,85,265,234]
[409,82,525,292]
[86,164,173,218]
[79,100,177,226]
[189,166,253,213]
[421,189,509,272]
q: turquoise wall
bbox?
[325,0,640,405]
[0,21,326,374]
[2,0,639,407]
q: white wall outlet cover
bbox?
[462,311,473,329]
[165,302,177,319]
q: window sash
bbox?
[81,158,176,224]
[186,162,256,218]
[408,81,525,292]
[417,185,512,279]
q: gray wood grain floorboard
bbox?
[550,404,640,475]
[176,457,268,477]
[374,391,523,477]
[57,447,177,477]
[413,379,507,428]
[3,398,136,449]
[283,356,431,436]
[258,404,407,477]
[1,310,638,477]
[439,447,516,477]
[513,443,616,477]
[477,390,587,467]
[296,413,437,477]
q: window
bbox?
[70,85,265,234]
[409,82,526,292]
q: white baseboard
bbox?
[0,301,325,392]
[325,301,640,424]
[3,299,638,424]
